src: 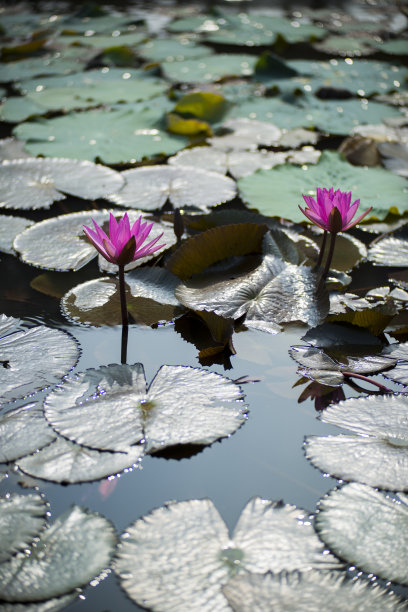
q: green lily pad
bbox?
[161,53,257,83]
[13,105,186,163]
[0,56,83,83]
[316,483,408,585]
[0,97,45,123]
[139,37,213,61]
[238,151,408,222]
[57,31,146,48]
[115,497,338,611]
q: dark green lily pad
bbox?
[316,483,408,585]
[0,314,79,403]
[0,505,116,602]
[115,496,338,611]
[238,151,408,223]
[223,570,407,612]
[305,394,408,491]
[0,493,48,564]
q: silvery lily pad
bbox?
[382,342,408,384]
[305,394,408,490]
[0,138,30,161]
[223,570,408,612]
[378,142,408,178]
[0,315,79,403]
[107,165,236,211]
[0,505,116,602]
[316,483,408,585]
[62,268,182,326]
[209,118,282,151]
[14,209,128,271]
[0,215,33,254]
[0,493,48,564]
[0,158,124,210]
[368,235,408,267]
[0,402,56,464]
[115,497,338,611]
[43,363,247,455]
[0,592,78,611]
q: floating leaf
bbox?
[115,497,338,611]
[368,225,408,267]
[238,151,408,222]
[0,137,30,161]
[107,165,236,211]
[0,56,83,83]
[62,268,181,326]
[210,118,282,151]
[139,37,213,61]
[0,158,124,210]
[161,53,257,83]
[316,483,408,585]
[173,92,229,123]
[0,493,47,564]
[14,106,185,163]
[223,570,407,612]
[0,215,33,254]
[0,402,56,463]
[0,315,79,403]
[0,506,116,602]
[0,592,78,611]
[167,224,267,280]
[379,142,408,178]
[305,394,408,490]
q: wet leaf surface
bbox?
[0,493,48,564]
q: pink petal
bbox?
[134,233,165,259]
[343,206,372,230]
[344,199,360,225]
[298,206,328,231]
[130,215,142,237]
[109,213,119,244]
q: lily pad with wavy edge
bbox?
[305,394,408,490]
[115,497,339,611]
[0,493,48,564]
[368,236,408,268]
[382,341,408,384]
[238,151,408,223]
[43,362,247,454]
[0,158,124,210]
[316,483,408,585]
[13,209,164,271]
[0,314,79,403]
[0,215,33,254]
[107,165,236,211]
[0,402,56,463]
[222,570,408,612]
[62,267,182,326]
[161,53,257,83]
[0,505,116,602]
[13,106,186,163]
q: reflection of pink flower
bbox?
[83,213,165,267]
[299,187,372,233]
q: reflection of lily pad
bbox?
[0,315,79,403]
[115,497,338,611]
[316,483,408,585]
[238,151,408,222]
[223,570,407,612]
[305,394,408,490]
[107,165,236,211]
[0,493,47,564]
[14,106,186,163]
[62,268,182,326]
[0,158,124,210]
[0,505,116,602]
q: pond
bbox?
[0,1,407,610]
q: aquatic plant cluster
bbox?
[0,1,408,610]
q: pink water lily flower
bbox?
[83,212,165,267]
[299,187,372,234]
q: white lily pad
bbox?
[16,436,144,484]
[0,493,48,564]
[0,158,124,210]
[0,505,116,602]
[368,235,408,267]
[0,592,78,612]
[13,106,185,163]
[43,362,246,455]
[0,138,30,161]
[107,165,236,211]
[62,267,181,326]
[223,570,408,612]
[379,142,408,178]
[115,497,338,611]
[0,402,56,463]
[209,118,282,151]
[0,314,79,403]
[316,483,408,585]
[0,215,33,254]
[161,53,257,83]
[239,151,408,222]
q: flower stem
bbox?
[342,371,393,393]
[118,264,128,327]
[121,323,128,365]
[321,231,337,281]
[316,230,327,268]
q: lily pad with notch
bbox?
[115,496,339,611]
[305,394,408,490]
[0,493,48,564]
[316,483,408,585]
